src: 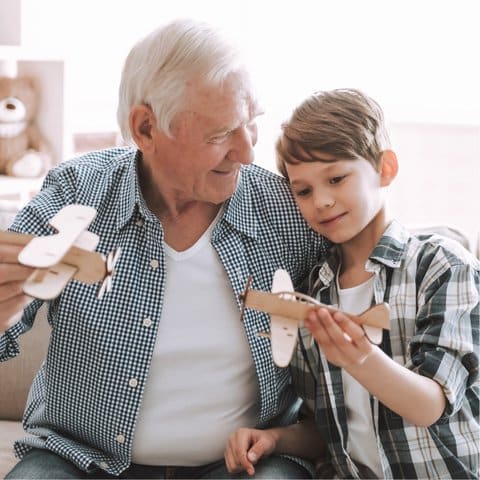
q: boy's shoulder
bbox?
[374,220,479,272]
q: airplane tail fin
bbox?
[358,303,390,330]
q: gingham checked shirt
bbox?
[0,147,327,476]
[292,220,480,479]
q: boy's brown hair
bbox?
[275,88,391,178]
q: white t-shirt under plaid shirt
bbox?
[292,220,479,479]
[0,147,328,476]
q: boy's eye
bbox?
[294,188,311,197]
[329,175,346,185]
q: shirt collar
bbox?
[216,166,258,240]
[114,149,153,231]
[313,220,411,288]
[115,154,258,237]
[367,220,410,269]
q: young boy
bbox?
[224,89,479,478]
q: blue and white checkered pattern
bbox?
[292,220,480,479]
[0,147,328,476]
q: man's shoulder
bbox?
[50,147,135,179]
[239,164,294,201]
[9,148,137,235]
[44,146,137,204]
[242,164,288,186]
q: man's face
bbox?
[150,71,260,206]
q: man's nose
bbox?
[231,124,256,165]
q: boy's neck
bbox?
[338,209,389,289]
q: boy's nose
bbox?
[314,192,336,209]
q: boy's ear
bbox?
[379,150,398,186]
[129,104,157,153]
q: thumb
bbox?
[247,439,269,464]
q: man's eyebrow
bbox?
[206,126,234,138]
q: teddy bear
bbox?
[0,75,52,177]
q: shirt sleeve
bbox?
[0,167,73,360]
[409,262,479,417]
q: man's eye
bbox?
[329,175,346,185]
[208,135,228,144]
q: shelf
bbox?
[0,174,43,229]
[0,0,22,46]
[1,0,72,170]
[16,58,72,165]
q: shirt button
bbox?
[135,218,144,227]
[150,259,159,269]
[99,462,108,470]
[129,378,138,388]
[143,317,152,327]
[115,434,125,444]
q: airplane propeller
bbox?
[97,247,121,299]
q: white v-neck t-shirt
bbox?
[337,275,383,477]
[131,216,259,466]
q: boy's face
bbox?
[286,154,385,244]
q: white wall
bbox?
[388,122,479,250]
[13,0,480,249]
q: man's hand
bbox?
[0,242,34,333]
[224,427,278,476]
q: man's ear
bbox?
[379,150,398,186]
[129,105,157,152]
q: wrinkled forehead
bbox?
[183,70,259,116]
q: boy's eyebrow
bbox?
[309,151,339,163]
[288,162,344,185]
[289,178,308,186]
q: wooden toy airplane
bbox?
[0,204,120,300]
[240,269,390,367]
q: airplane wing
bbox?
[22,228,101,300]
[0,205,110,300]
[270,269,299,368]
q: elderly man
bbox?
[0,19,327,479]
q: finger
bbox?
[0,294,31,332]
[225,443,245,474]
[236,446,255,476]
[0,263,34,285]
[0,280,28,303]
[0,244,24,263]
[328,312,373,365]
[309,309,360,360]
[333,312,373,362]
[333,311,367,345]
[225,430,256,475]
[305,308,333,345]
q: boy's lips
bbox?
[319,212,347,225]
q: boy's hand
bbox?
[0,242,34,333]
[224,427,277,476]
[305,307,374,368]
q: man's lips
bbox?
[212,168,237,176]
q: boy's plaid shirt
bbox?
[292,220,479,479]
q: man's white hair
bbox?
[117,18,245,143]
